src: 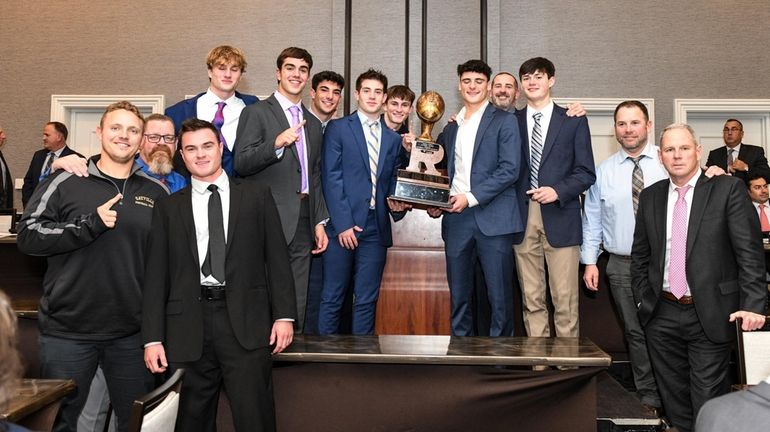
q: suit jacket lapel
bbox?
[653,181,668,276]
[226,178,242,256]
[302,104,321,161]
[686,173,711,260]
[472,105,495,161]
[267,95,298,162]
[443,123,458,179]
[540,107,564,164]
[349,115,370,171]
[178,187,199,266]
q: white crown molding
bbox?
[553,97,655,123]
[50,95,165,122]
[674,99,770,123]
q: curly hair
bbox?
[0,290,22,411]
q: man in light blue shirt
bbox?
[581,100,666,414]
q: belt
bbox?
[298,193,309,200]
[610,254,632,261]
[661,291,693,305]
[201,286,226,301]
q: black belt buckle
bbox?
[201,286,226,301]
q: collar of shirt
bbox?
[456,100,489,127]
[191,170,229,195]
[668,169,701,195]
[357,111,382,144]
[201,88,239,106]
[525,100,554,144]
[274,90,302,116]
[726,143,742,157]
[754,200,768,208]
[50,147,67,157]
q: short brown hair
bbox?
[386,85,415,104]
[206,45,247,72]
[0,290,22,410]
[145,113,174,125]
[100,101,145,128]
[276,47,313,70]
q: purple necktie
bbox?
[212,101,227,146]
[288,105,308,192]
[669,184,692,299]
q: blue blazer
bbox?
[513,104,595,247]
[437,104,523,237]
[21,146,81,207]
[165,91,259,176]
[322,113,404,247]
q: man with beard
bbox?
[135,114,187,192]
[489,72,520,111]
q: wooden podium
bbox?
[375,210,450,335]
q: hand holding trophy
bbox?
[391,91,451,208]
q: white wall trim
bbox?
[674,99,770,150]
[50,95,165,122]
[553,97,656,123]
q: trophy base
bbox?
[391,170,451,208]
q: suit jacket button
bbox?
[296,190,301,194]
[297,168,301,173]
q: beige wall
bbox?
[2,0,769,209]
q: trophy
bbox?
[391,91,451,208]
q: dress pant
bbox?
[443,207,514,336]
[319,210,387,335]
[605,254,661,408]
[514,201,580,337]
[287,197,312,333]
[38,333,152,432]
[645,297,731,432]
[171,299,275,432]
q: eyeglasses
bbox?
[144,134,177,144]
[723,128,742,133]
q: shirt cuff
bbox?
[466,192,479,208]
[276,318,295,322]
[144,341,162,348]
[316,218,330,226]
[276,148,285,158]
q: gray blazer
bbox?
[695,381,770,431]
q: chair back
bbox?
[127,369,184,432]
[736,319,770,385]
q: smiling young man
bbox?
[631,123,766,432]
[234,47,328,334]
[318,69,411,335]
[512,57,595,341]
[143,118,294,432]
[17,101,168,432]
[165,45,258,176]
[427,59,522,337]
[308,70,345,130]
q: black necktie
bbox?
[201,184,226,283]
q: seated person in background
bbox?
[21,121,82,208]
[706,119,770,182]
[695,373,770,432]
[0,289,32,432]
[747,173,770,235]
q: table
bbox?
[268,335,609,432]
[2,379,75,431]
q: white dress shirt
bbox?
[191,171,230,286]
[662,170,701,295]
[196,89,247,151]
[450,101,489,207]
[525,100,555,168]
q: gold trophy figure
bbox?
[391,91,451,208]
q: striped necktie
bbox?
[40,152,56,182]
[629,156,644,214]
[366,120,380,209]
[529,112,543,189]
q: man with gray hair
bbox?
[631,123,767,432]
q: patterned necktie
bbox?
[212,101,227,146]
[366,120,380,208]
[669,184,692,299]
[201,184,226,283]
[288,105,308,193]
[727,148,735,173]
[629,156,644,214]
[759,204,770,232]
[529,112,543,189]
[40,152,56,182]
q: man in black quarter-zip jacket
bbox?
[17,101,168,432]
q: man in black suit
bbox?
[143,119,295,432]
[21,121,81,207]
[705,118,770,183]
[631,123,767,432]
[0,126,13,209]
[234,47,328,333]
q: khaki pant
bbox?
[513,201,580,337]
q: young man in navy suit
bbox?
[427,60,522,337]
[318,69,410,335]
[165,45,258,176]
[513,57,595,339]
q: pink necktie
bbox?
[212,101,227,146]
[288,105,308,193]
[669,185,692,299]
[759,204,770,232]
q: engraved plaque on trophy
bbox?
[391,91,451,208]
